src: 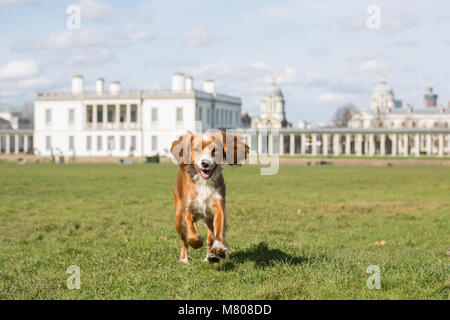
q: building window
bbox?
[107,136,115,151]
[97,136,102,151]
[130,136,136,151]
[120,136,126,151]
[120,105,126,123]
[151,107,158,123]
[199,107,202,122]
[69,109,75,125]
[86,105,93,123]
[176,107,183,123]
[107,105,114,123]
[206,108,210,125]
[86,136,92,151]
[97,105,103,123]
[45,109,52,124]
[69,136,74,151]
[152,135,158,152]
[131,105,137,122]
[46,136,51,151]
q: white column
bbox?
[5,134,10,155]
[268,132,273,155]
[125,104,131,128]
[14,135,19,154]
[93,105,97,129]
[414,134,420,156]
[380,134,386,156]
[345,134,351,155]
[403,134,409,156]
[290,134,295,155]
[24,135,28,154]
[369,134,375,156]
[258,132,263,155]
[364,137,368,155]
[391,134,397,156]
[356,134,362,156]
[102,105,107,127]
[301,134,306,155]
[115,104,120,128]
[333,134,340,156]
[311,134,317,156]
[323,134,329,156]
[438,134,444,157]
[279,134,284,155]
[426,134,432,155]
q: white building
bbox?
[349,73,450,129]
[251,75,291,129]
[34,73,241,157]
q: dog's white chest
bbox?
[191,179,220,216]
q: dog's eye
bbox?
[193,148,201,153]
[211,148,216,155]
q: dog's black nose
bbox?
[201,159,210,168]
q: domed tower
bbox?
[259,75,289,128]
[423,87,438,107]
[371,73,401,111]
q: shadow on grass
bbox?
[218,241,324,271]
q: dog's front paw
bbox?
[204,255,220,264]
[210,241,229,260]
[188,235,204,249]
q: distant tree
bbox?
[332,103,357,127]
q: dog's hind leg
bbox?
[175,202,189,263]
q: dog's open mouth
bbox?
[198,166,215,179]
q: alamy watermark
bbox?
[366,5,381,30]
[366,265,381,290]
[66,4,81,30]
[66,265,81,290]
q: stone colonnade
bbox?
[237,129,450,157]
[0,131,34,155]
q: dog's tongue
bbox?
[200,170,211,179]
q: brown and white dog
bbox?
[170,131,249,263]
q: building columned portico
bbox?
[0,130,34,155]
[232,128,450,157]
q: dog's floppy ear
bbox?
[222,132,249,166]
[170,132,192,166]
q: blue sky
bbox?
[0,0,449,124]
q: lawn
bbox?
[0,162,448,299]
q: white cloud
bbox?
[318,92,349,102]
[18,76,55,89]
[13,29,155,66]
[359,59,390,73]
[0,0,36,6]
[0,59,39,80]
[76,0,114,22]
[390,39,419,48]
[308,46,331,58]
[183,25,222,47]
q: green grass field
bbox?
[0,162,448,299]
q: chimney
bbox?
[71,75,84,95]
[203,80,215,94]
[110,81,121,95]
[172,72,185,92]
[185,76,193,92]
[96,78,104,95]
